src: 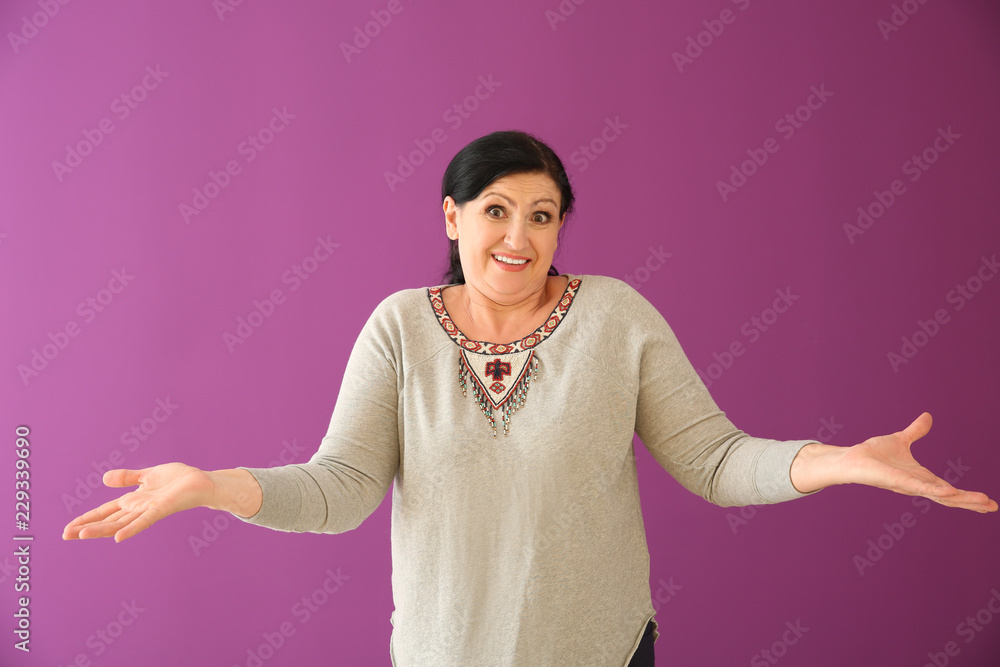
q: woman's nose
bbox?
[504,219,528,250]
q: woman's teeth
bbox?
[493,254,527,265]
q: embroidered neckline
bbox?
[426,276,583,355]
[458,349,538,437]
[427,276,583,437]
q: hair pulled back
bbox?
[440,130,575,285]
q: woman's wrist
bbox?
[204,468,263,518]
[789,442,850,494]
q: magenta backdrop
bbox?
[2,0,1000,665]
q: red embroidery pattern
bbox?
[485,358,512,380]
[428,277,583,437]
[459,349,537,437]
[427,277,581,355]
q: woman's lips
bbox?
[492,253,530,271]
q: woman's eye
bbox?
[484,206,552,222]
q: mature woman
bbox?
[64,130,996,666]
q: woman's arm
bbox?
[789,412,997,512]
[626,282,822,507]
[231,295,402,535]
[787,443,845,493]
[65,294,405,543]
[63,463,262,542]
[622,281,996,512]
[205,468,263,518]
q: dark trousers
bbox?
[626,620,655,666]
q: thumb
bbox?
[103,468,143,488]
[900,412,933,445]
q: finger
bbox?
[85,492,172,542]
[883,469,998,512]
[901,412,933,444]
[923,487,998,513]
[889,475,955,501]
[102,468,144,488]
[71,508,135,540]
[113,510,164,543]
[63,495,133,534]
[77,508,132,539]
[931,496,997,512]
[90,503,169,543]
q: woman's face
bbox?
[443,172,564,303]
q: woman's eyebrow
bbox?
[482,192,557,207]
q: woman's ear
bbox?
[443,197,458,240]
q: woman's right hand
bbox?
[62,462,216,543]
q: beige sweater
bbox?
[235,274,820,666]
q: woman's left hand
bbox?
[837,412,996,512]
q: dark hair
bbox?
[440,130,575,285]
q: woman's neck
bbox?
[448,275,566,343]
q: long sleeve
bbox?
[217,275,824,666]
[628,285,820,507]
[232,295,401,533]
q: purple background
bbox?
[3,0,999,665]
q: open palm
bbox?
[62,462,215,542]
[842,412,997,512]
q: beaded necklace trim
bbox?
[427,277,582,436]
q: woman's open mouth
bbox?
[492,253,530,271]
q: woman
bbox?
[63,130,997,666]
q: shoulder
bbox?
[372,285,432,314]
[573,274,638,299]
[557,275,679,384]
[355,285,437,338]
[572,274,665,322]
[348,284,448,363]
